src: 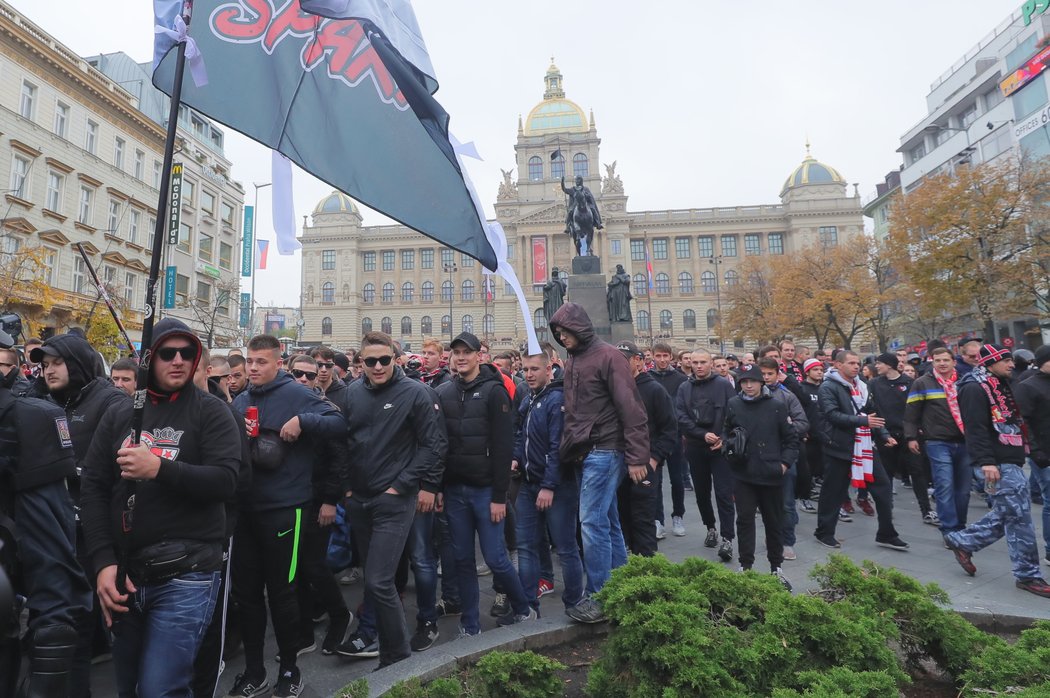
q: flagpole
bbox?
[75,242,138,360]
[136,0,193,444]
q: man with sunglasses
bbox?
[79,318,241,697]
[230,335,346,697]
[340,331,447,668]
[310,346,351,415]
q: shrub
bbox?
[336,678,369,698]
[386,676,468,698]
[770,668,900,697]
[960,622,1050,696]
[473,650,565,698]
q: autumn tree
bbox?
[179,277,241,348]
[722,255,797,345]
[0,238,60,336]
[887,154,1050,340]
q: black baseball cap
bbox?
[616,341,643,358]
[450,332,481,352]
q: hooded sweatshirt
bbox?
[79,318,242,575]
[549,303,649,467]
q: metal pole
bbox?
[248,182,271,339]
[443,261,457,341]
[711,256,725,356]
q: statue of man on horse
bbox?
[561,175,603,256]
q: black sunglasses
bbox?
[156,346,198,362]
[316,361,335,369]
[363,355,394,368]
[291,369,318,380]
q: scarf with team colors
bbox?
[828,368,874,489]
[933,370,965,435]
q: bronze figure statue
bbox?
[561,175,603,257]
[542,267,567,323]
[607,263,633,322]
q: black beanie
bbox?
[1035,345,1050,370]
[875,352,899,369]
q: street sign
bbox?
[163,266,177,308]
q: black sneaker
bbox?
[876,537,910,551]
[436,598,461,616]
[489,592,510,617]
[704,528,719,548]
[410,620,440,652]
[321,611,353,655]
[336,632,379,658]
[228,672,268,697]
[496,607,538,627]
[566,598,606,624]
[273,667,303,698]
[718,539,733,562]
[814,534,841,549]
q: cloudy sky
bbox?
[15,0,1022,306]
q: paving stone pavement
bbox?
[89,477,1050,697]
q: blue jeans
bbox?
[782,462,798,546]
[1029,460,1050,553]
[946,463,1041,582]
[111,571,221,698]
[409,511,439,623]
[926,440,973,533]
[444,484,530,634]
[578,450,628,596]
[516,479,585,611]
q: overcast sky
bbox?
[15,0,1023,307]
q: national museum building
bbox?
[300,62,864,352]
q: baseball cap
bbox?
[616,341,643,358]
[450,332,481,352]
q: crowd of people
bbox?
[3,305,1050,697]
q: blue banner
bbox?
[163,266,177,308]
[239,292,251,328]
[241,205,254,277]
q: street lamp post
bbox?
[709,255,725,356]
[443,261,457,342]
[248,181,271,338]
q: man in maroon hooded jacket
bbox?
[549,303,649,623]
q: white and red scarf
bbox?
[967,365,1028,450]
[933,370,965,435]
[828,368,874,489]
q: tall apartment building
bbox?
[300,62,865,352]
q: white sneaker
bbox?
[671,516,686,537]
[655,520,666,540]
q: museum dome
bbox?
[780,146,846,197]
[312,190,359,216]
[523,59,589,136]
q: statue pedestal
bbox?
[565,256,635,346]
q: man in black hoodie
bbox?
[79,318,241,698]
[31,333,129,694]
[230,335,346,696]
[648,341,688,540]
[437,332,534,635]
[1016,344,1050,564]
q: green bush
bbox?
[386,676,468,698]
[336,678,369,698]
[960,622,1050,696]
[770,667,900,698]
[472,650,565,698]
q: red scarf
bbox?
[933,370,964,435]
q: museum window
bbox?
[462,314,474,334]
[382,250,395,271]
[401,316,412,335]
[744,233,762,256]
[819,226,838,247]
[724,269,739,286]
[660,310,672,330]
[482,314,495,336]
[697,235,714,258]
[363,283,375,303]
[381,282,394,303]
[322,317,332,336]
[701,271,717,294]
[655,273,670,295]
[322,249,336,270]
[440,280,454,302]
[675,237,691,258]
[652,238,668,260]
[322,282,335,304]
[402,282,414,302]
[636,310,650,331]
[422,281,434,302]
[684,309,696,330]
[551,152,565,180]
[401,249,414,270]
[421,248,434,269]
[362,317,372,334]
[721,234,737,257]
[421,316,433,334]
[441,248,454,267]
[611,239,622,256]
[679,272,694,294]
[363,251,376,271]
[528,156,543,181]
[534,308,546,327]
[573,152,588,178]
[441,315,451,334]
[461,279,475,301]
[461,253,474,268]
[633,273,647,296]
[768,232,784,255]
[630,239,645,261]
[707,309,718,330]
[381,317,392,334]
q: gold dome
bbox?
[523,59,589,136]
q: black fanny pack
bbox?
[251,428,288,472]
[126,540,222,586]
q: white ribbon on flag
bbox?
[154,14,208,88]
[449,134,540,354]
[271,152,301,255]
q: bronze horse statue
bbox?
[569,187,595,256]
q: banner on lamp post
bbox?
[239,292,251,328]
[241,205,254,277]
[167,163,183,245]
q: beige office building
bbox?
[301,62,864,352]
[0,3,245,349]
